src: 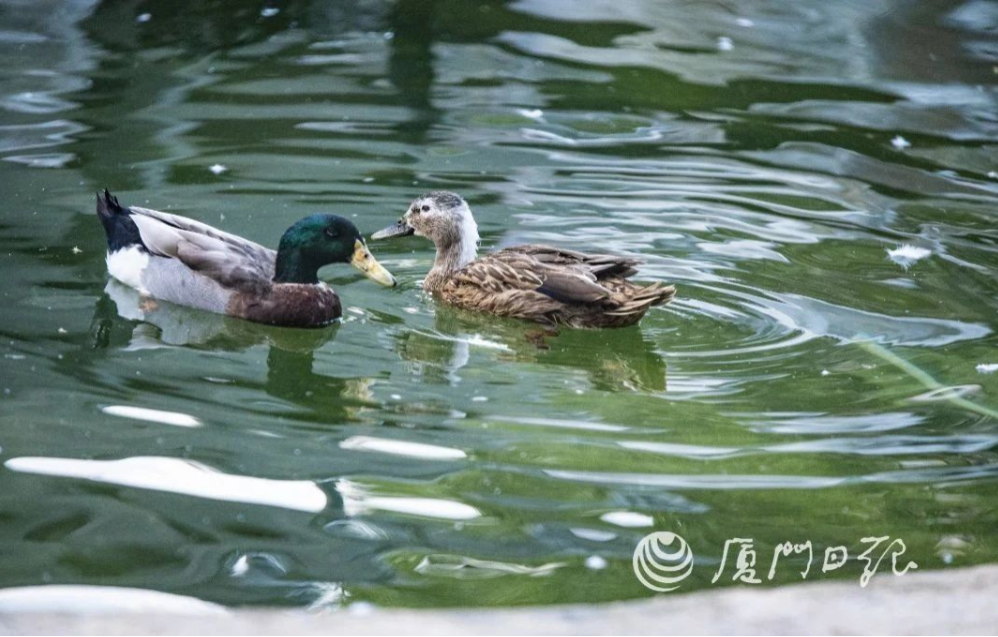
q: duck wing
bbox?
[506,244,640,279]
[128,206,276,293]
[455,246,616,305]
[449,252,545,293]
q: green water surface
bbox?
[1,0,997,609]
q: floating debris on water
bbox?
[717,36,734,51]
[209,164,228,175]
[887,244,930,269]
[891,135,911,150]
[260,7,280,17]
[71,246,82,254]
[910,384,980,403]
[136,13,151,23]
[859,339,998,418]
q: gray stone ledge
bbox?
[1,564,995,635]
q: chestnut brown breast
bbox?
[227,283,341,328]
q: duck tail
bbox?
[96,189,125,222]
[96,189,142,252]
[607,283,676,318]
[642,282,676,308]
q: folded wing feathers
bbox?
[505,244,640,279]
[474,246,670,313]
[455,260,544,292]
[130,207,270,254]
[536,271,612,304]
[129,206,275,292]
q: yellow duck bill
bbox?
[350,240,397,287]
[371,220,415,240]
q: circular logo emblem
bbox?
[632,531,694,592]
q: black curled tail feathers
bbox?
[95,189,145,252]
[96,189,126,221]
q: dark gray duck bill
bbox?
[371,221,415,240]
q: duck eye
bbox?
[324,227,338,238]
[421,205,430,212]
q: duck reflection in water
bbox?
[394,304,667,393]
[91,280,375,420]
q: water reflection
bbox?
[93,280,377,422]
[96,279,338,352]
[395,303,667,392]
[387,0,438,139]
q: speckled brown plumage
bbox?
[372,191,676,329]
[434,244,675,329]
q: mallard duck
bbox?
[372,191,675,328]
[96,189,395,328]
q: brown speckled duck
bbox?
[372,191,675,328]
[96,190,395,328]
